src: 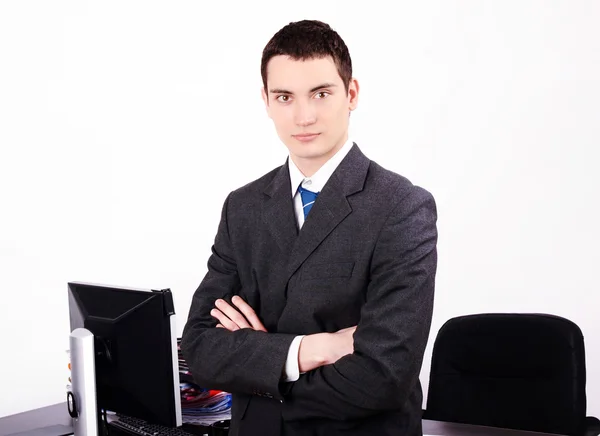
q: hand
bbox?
[298,325,356,373]
[210,296,267,332]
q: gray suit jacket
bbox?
[181,144,437,435]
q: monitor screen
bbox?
[68,282,182,428]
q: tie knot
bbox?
[298,186,318,201]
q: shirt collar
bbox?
[288,138,354,197]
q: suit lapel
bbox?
[262,160,298,254]
[285,144,370,282]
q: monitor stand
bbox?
[68,328,98,436]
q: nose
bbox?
[293,100,317,127]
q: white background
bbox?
[0,0,598,419]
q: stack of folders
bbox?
[177,338,232,426]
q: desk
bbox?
[0,404,71,436]
[0,404,72,436]
[0,403,564,436]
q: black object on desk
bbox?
[208,420,229,436]
[68,282,183,430]
[105,415,229,436]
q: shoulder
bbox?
[365,160,435,210]
[363,162,437,244]
[224,164,285,208]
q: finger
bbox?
[211,309,237,331]
[216,324,225,329]
[215,299,251,329]
[232,296,267,332]
[210,308,239,331]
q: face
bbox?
[262,55,359,172]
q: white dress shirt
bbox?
[282,138,355,382]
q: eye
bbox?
[315,91,330,99]
[276,95,291,102]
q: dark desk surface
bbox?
[0,402,564,436]
[0,404,71,436]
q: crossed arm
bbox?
[210,295,356,374]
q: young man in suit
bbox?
[181,19,438,436]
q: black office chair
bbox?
[423,313,600,436]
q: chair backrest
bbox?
[424,313,588,436]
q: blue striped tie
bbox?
[298,186,319,220]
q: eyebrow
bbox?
[269,83,338,95]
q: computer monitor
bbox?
[67,282,182,435]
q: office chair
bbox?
[423,313,600,436]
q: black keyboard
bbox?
[108,415,207,436]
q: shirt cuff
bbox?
[282,335,305,382]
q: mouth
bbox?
[293,133,320,142]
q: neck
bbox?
[293,157,328,178]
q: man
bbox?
[181,19,437,436]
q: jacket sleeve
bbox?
[181,192,296,399]
[280,185,438,420]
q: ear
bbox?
[261,86,272,118]
[348,78,359,112]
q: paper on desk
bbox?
[177,339,232,426]
[179,383,231,425]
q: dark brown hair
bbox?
[261,20,353,95]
